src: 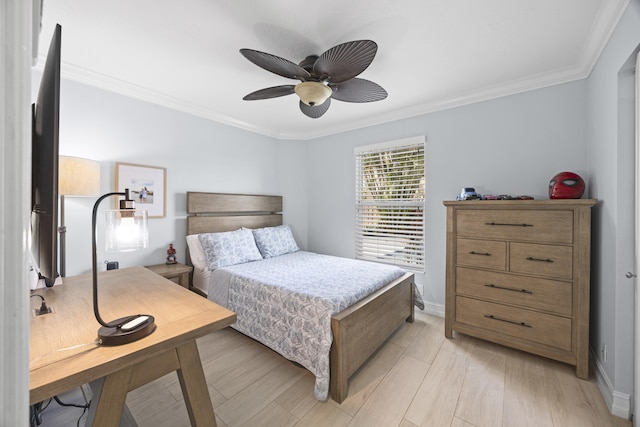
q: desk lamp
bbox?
[92,188,155,345]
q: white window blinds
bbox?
[355,136,425,271]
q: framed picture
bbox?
[115,162,166,218]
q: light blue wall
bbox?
[50,73,590,308]
[304,81,588,307]
[41,76,285,277]
[587,0,640,407]
[46,51,591,325]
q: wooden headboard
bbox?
[186,192,283,235]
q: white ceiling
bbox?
[36,0,629,140]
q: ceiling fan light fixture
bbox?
[240,40,384,118]
[294,81,332,106]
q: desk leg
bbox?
[176,340,217,427]
[86,379,138,427]
[86,367,138,427]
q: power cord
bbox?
[30,399,50,426]
[55,395,91,426]
[30,294,51,315]
[53,395,91,409]
[29,394,91,427]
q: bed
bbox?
[185,191,421,403]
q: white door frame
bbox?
[634,50,640,426]
[1,0,33,424]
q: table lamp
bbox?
[92,188,155,345]
[58,156,101,277]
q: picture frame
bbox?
[115,162,166,218]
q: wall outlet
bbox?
[32,305,54,317]
[601,344,607,363]
[106,260,119,270]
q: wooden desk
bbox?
[30,267,236,426]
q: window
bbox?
[355,136,425,271]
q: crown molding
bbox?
[32,0,629,141]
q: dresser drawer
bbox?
[455,296,572,351]
[456,267,572,316]
[456,210,573,243]
[456,238,507,270]
[510,242,573,279]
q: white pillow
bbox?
[186,234,208,272]
[252,225,299,259]
[198,228,263,269]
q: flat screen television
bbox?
[31,24,61,287]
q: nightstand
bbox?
[145,262,193,289]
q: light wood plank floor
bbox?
[35,311,631,427]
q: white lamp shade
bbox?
[104,209,148,252]
[59,156,101,196]
[294,81,332,106]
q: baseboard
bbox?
[420,300,445,318]
[591,348,632,420]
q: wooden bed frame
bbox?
[186,191,415,403]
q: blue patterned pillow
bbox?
[198,228,263,270]
[252,225,299,259]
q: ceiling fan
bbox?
[239,40,388,119]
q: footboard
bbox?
[329,272,414,403]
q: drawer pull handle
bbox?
[526,256,554,263]
[485,222,534,227]
[469,251,491,256]
[485,283,533,294]
[484,314,532,328]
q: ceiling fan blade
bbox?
[299,98,331,118]
[243,85,295,100]
[313,40,378,83]
[330,78,388,103]
[240,49,311,81]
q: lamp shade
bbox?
[59,156,100,196]
[294,81,332,106]
[104,209,148,252]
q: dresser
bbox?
[443,199,596,379]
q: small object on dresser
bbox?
[549,171,585,199]
[484,195,535,200]
[166,243,177,264]
[456,187,482,200]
